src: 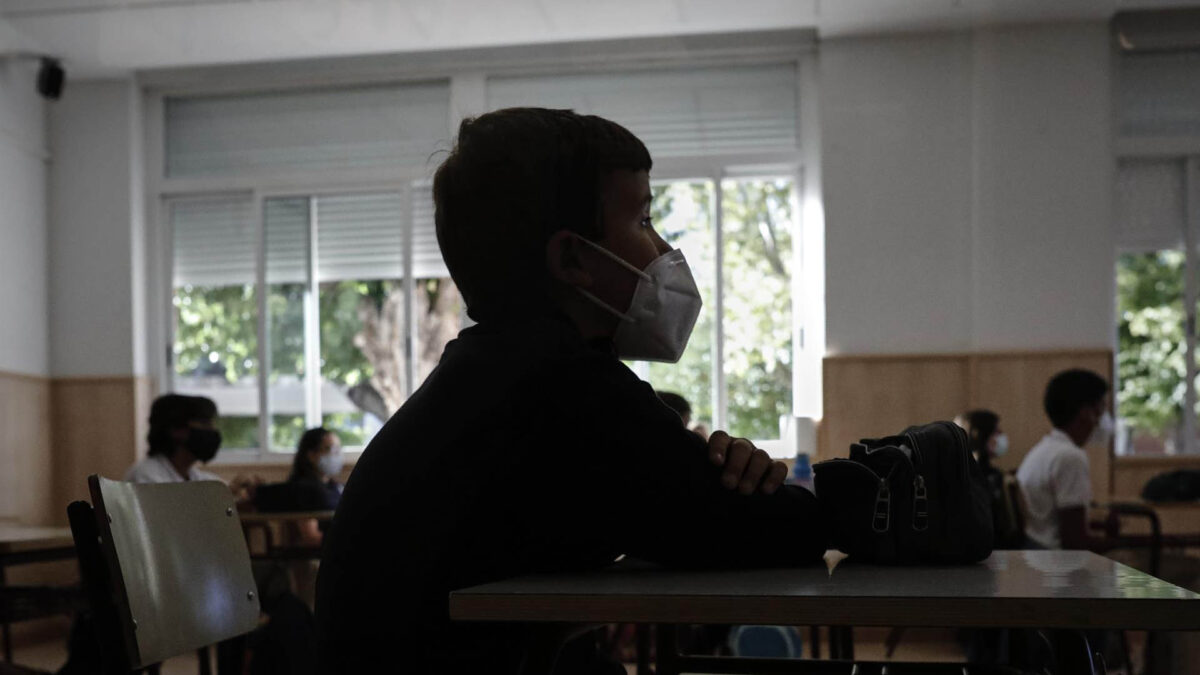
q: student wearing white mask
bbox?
[1016,369,1115,550]
[957,409,1025,548]
[316,108,827,675]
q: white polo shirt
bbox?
[1015,429,1092,549]
[124,453,223,484]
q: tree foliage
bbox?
[1116,250,1187,438]
[638,179,795,440]
[173,180,793,448]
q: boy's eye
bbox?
[639,216,654,228]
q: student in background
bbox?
[253,427,345,546]
[1016,369,1114,551]
[656,390,709,439]
[125,394,224,483]
[316,108,824,675]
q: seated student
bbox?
[315,108,827,674]
[255,427,345,547]
[957,409,1024,547]
[656,390,709,439]
[125,393,224,484]
[1016,369,1115,551]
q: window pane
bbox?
[414,277,463,387]
[319,279,401,448]
[637,182,717,433]
[170,196,260,449]
[266,197,310,453]
[1116,250,1186,455]
[722,178,795,440]
[315,192,408,447]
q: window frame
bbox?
[146,47,820,463]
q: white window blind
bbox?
[1116,159,1187,249]
[165,82,452,178]
[316,193,405,282]
[172,195,256,287]
[265,197,310,285]
[486,64,799,158]
[1119,53,1200,138]
[411,181,447,278]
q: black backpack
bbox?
[813,421,994,564]
[1141,469,1200,502]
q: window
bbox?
[159,55,817,459]
[164,82,453,455]
[1113,158,1200,455]
[172,188,462,453]
[1114,50,1200,456]
[629,176,800,445]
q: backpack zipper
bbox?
[906,431,929,532]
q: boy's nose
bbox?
[652,230,672,256]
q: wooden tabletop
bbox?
[0,524,74,557]
[450,550,1200,631]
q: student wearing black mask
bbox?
[125,393,224,483]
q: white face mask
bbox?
[1087,411,1115,447]
[571,236,703,363]
[317,449,344,478]
[992,433,1009,458]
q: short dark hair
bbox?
[289,427,333,482]
[1044,369,1109,429]
[433,107,652,323]
[657,391,692,420]
[961,409,999,454]
[146,394,218,456]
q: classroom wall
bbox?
[46,79,151,518]
[0,26,55,526]
[821,23,1113,355]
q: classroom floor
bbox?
[10,627,963,674]
[10,626,1158,674]
[9,638,199,675]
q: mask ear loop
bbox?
[574,288,635,323]
[566,233,653,323]
[570,233,653,282]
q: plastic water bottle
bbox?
[789,452,814,493]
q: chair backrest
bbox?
[1003,471,1028,540]
[80,475,260,670]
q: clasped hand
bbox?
[707,430,788,496]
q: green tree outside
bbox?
[1116,250,1187,440]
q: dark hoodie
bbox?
[315,314,827,673]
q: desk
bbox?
[237,511,333,561]
[450,551,1200,674]
[0,524,76,663]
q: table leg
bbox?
[655,623,679,675]
[809,626,820,659]
[1,564,10,663]
[1051,629,1098,675]
[635,624,651,675]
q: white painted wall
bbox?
[821,23,1113,355]
[48,79,145,377]
[0,24,49,377]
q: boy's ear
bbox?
[546,230,593,288]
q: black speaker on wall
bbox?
[37,57,64,100]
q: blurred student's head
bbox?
[146,394,220,462]
[291,427,342,482]
[1044,369,1110,445]
[958,409,1005,463]
[657,391,692,428]
[433,107,655,328]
